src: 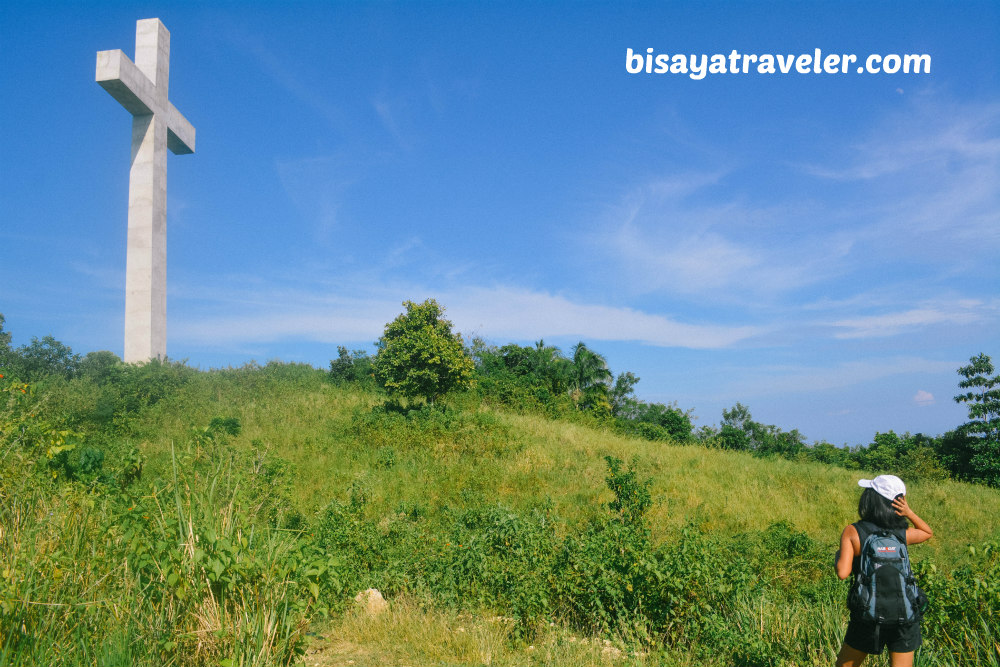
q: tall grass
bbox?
[0,434,313,665]
[3,365,999,665]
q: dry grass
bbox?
[304,595,698,667]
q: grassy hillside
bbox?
[2,362,999,666]
[127,366,997,562]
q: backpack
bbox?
[847,521,927,625]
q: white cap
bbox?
[858,474,906,500]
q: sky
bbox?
[1,1,998,446]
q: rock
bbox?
[353,588,388,616]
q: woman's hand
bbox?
[892,495,915,518]
[895,495,934,545]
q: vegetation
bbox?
[1,311,998,666]
[372,299,475,404]
[954,353,1000,486]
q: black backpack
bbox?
[848,521,927,625]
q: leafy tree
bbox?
[934,429,976,481]
[806,441,851,467]
[0,314,13,374]
[570,342,612,393]
[4,335,81,382]
[616,399,694,442]
[718,403,804,458]
[954,353,1000,486]
[530,340,573,394]
[719,403,754,451]
[372,299,475,404]
[78,351,123,383]
[329,346,374,386]
[609,372,640,416]
[850,431,948,481]
[569,342,612,412]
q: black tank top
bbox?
[850,520,908,575]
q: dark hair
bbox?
[858,488,908,530]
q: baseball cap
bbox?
[858,474,906,500]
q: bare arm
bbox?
[835,524,857,580]
[894,495,933,545]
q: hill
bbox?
[2,361,998,666]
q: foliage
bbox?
[616,399,695,442]
[609,371,640,416]
[954,353,1000,487]
[0,333,81,382]
[568,342,613,413]
[0,408,325,665]
[716,403,805,458]
[912,541,1000,666]
[328,346,375,388]
[3,316,1000,665]
[851,431,949,482]
[0,314,12,369]
[372,299,475,404]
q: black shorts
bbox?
[844,618,922,654]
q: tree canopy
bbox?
[372,299,475,404]
[954,353,1000,486]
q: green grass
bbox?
[3,365,999,666]
[132,376,1000,565]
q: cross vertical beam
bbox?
[96,18,195,363]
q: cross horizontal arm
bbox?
[96,49,155,116]
[166,102,195,154]
[96,49,196,155]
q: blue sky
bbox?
[2,1,998,445]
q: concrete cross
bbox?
[96,18,195,363]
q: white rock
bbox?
[353,588,388,615]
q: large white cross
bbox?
[96,18,195,363]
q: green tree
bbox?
[531,340,573,394]
[609,371,640,416]
[718,403,804,458]
[569,342,612,412]
[0,314,13,374]
[328,346,374,387]
[954,353,1000,486]
[1,333,81,382]
[372,299,475,404]
[616,399,694,442]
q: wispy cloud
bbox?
[171,274,759,350]
[275,154,365,245]
[218,23,348,132]
[586,174,841,300]
[831,300,991,339]
[716,357,959,399]
[804,96,1000,249]
[444,286,761,348]
[914,390,935,406]
[804,98,1000,181]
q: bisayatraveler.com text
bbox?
[626,48,931,79]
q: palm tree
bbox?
[529,339,572,394]
[569,342,613,412]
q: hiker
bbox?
[833,474,933,667]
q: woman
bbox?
[834,474,933,667]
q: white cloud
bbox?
[170,277,759,350]
[804,97,1000,249]
[831,300,990,339]
[714,357,958,399]
[587,174,838,299]
[445,286,760,348]
[913,390,935,406]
